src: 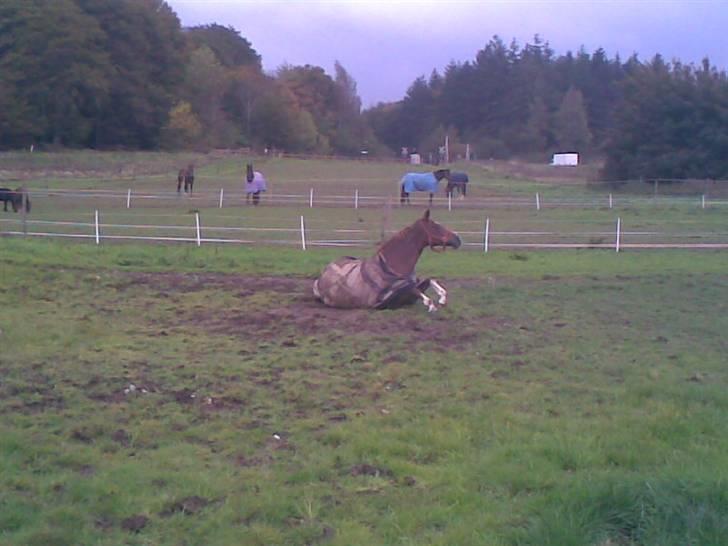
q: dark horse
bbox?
[445,171,469,198]
[400,169,450,206]
[313,209,461,312]
[245,163,267,206]
[0,187,31,213]
[177,164,195,194]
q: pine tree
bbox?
[553,86,592,152]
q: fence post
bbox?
[448,192,452,211]
[21,187,28,236]
[615,217,621,253]
[536,193,541,211]
[126,189,131,209]
[483,217,490,253]
[95,210,100,245]
[355,189,359,209]
[219,188,224,209]
[701,194,706,209]
[300,215,307,250]
[609,193,613,209]
[195,212,201,247]
[309,188,314,208]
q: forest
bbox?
[2,0,728,179]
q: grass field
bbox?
[2,151,727,249]
[1,152,728,545]
[2,238,728,545]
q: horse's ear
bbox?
[423,209,430,221]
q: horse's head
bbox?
[434,169,451,181]
[246,163,254,183]
[417,209,461,250]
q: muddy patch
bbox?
[118,271,504,351]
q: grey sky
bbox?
[166,0,728,108]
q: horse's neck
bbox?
[378,225,426,277]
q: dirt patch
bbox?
[160,496,210,517]
[350,463,394,478]
[118,271,503,352]
[121,515,149,533]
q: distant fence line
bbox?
[2,213,727,252]
[17,187,728,211]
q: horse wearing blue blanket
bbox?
[400,169,450,206]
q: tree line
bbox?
[2,0,727,179]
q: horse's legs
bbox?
[429,193,433,205]
[429,279,448,306]
[253,192,260,206]
[177,178,182,193]
[413,288,437,313]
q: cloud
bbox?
[167,0,728,106]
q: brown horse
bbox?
[177,164,195,193]
[0,187,31,213]
[313,209,461,312]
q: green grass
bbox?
[1,238,727,545]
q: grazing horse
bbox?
[400,169,450,205]
[313,209,461,312]
[177,164,195,194]
[445,171,469,198]
[245,163,267,206]
[0,187,31,213]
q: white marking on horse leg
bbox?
[415,289,437,312]
[430,279,447,306]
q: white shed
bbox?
[551,153,579,166]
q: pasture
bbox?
[1,152,728,545]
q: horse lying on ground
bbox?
[245,163,267,206]
[400,169,450,205]
[0,187,31,213]
[313,209,461,312]
[177,164,195,193]
[446,171,469,198]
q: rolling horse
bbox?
[313,209,461,313]
[400,169,450,205]
[177,164,195,194]
[0,187,31,213]
[245,163,267,206]
[445,171,469,198]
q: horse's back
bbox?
[314,255,418,309]
[450,172,469,183]
[401,172,437,193]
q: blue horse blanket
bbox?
[401,172,439,193]
[245,171,267,193]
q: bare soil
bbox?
[118,271,505,351]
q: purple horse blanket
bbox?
[401,172,439,193]
[245,171,267,193]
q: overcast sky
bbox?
[166,0,728,108]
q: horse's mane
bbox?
[378,221,420,253]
